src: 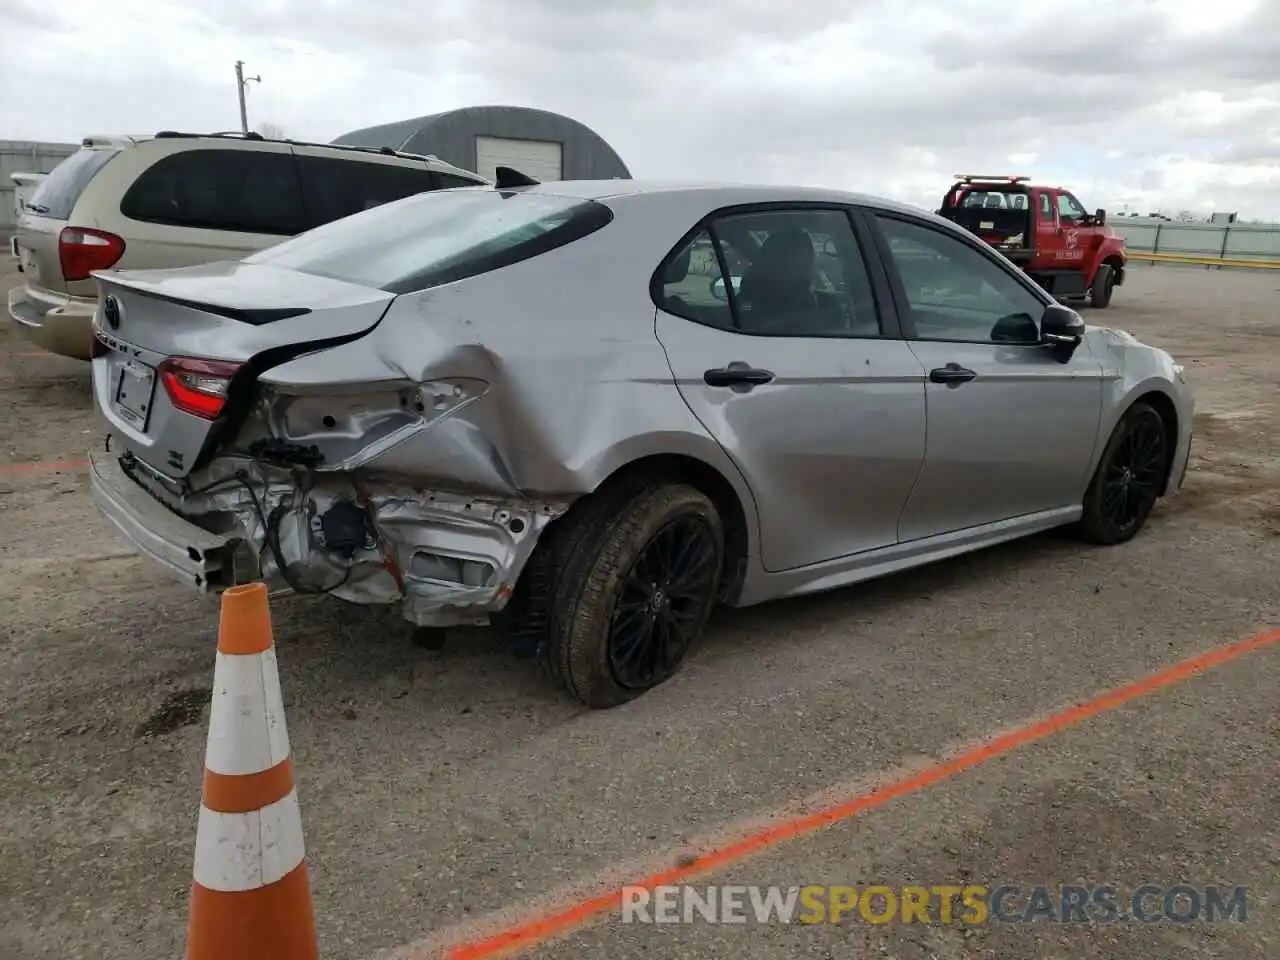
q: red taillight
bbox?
[59,227,126,282]
[158,357,242,420]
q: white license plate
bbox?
[114,361,157,431]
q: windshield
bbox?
[245,188,614,294]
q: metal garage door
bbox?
[474,136,563,183]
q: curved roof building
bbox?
[333,106,631,182]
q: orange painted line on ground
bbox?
[0,458,88,476]
[436,627,1280,960]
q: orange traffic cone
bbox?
[186,582,319,960]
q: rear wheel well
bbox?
[584,454,751,602]
[1130,390,1179,494]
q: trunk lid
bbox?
[15,145,123,298]
[91,260,395,480]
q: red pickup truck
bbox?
[937,175,1127,308]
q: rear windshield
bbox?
[959,190,1028,210]
[244,188,614,294]
[27,148,119,220]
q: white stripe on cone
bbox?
[194,788,307,892]
[205,649,292,777]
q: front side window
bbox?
[656,207,883,338]
[1057,192,1088,221]
[876,215,1045,344]
[246,188,613,294]
[120,149,306,235]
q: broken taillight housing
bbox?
[158,357,243,420]
[58,227,126,282]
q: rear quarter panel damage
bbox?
[219,193,761,625]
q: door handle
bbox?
[703,362,775,391]
[929,363,977,385]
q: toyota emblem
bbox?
[103,296,121,330]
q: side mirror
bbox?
[710,275,742,302]
[1041,303,1085,360]
[1093,208,1106,226]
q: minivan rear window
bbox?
[244,189,614,294]
[26,148,119,220]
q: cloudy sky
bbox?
[3,0,1280,219]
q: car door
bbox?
[867,212,1104,542]
[1055,191,1091,267]
[653,204,928,574]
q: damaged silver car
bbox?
[89,178,1194,708]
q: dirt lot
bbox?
[0,260,1277,960]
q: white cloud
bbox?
[1,0,1279,218]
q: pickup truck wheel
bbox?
[1074,401,1167,545]
[1090,264,1115,308]
[540,482,724,708]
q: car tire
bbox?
[1074,401,1168,545]
[537,480,724,709]
[1090,263,1115,308]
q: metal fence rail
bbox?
[1112,219,1280,269]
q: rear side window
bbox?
[120,149,306,236]
[27,148,119,220]
[297,156,438,228]
[245,189,614,294]
[436,172,486,189]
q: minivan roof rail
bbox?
[151,129,444,164]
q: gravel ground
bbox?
[0,260,1276,960]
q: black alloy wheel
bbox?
[606,516,720,690]
[529,480,726,709]
[1101,413,1166,533]
[1076,401,1168,545]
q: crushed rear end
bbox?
[88,186,616,627]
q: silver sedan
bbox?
[87,180,1194,708]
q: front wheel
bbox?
[1090,263,1115,308]
[542,482,724,708]
[1074,401,1167,545]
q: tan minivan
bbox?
[8,131,489,360]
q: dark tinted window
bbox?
[297,156,438,227]
[246,189,613,294]
[876,215,1045,344]
[436,172,486,189]
[27,148,119,220]
[655,228,734,330]
[658,208,882,338]
[119,149,306,235]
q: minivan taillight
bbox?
[59,227,125,282]
[158,357,242,420]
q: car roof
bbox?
[76,131,487,181]
[517,179,932,218]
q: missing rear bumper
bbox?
[90,445,572,627]
[89,448,242,590]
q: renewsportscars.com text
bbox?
[621,884,1249,925]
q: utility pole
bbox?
[234,60,261,134]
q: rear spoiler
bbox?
[91,268,311,327]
